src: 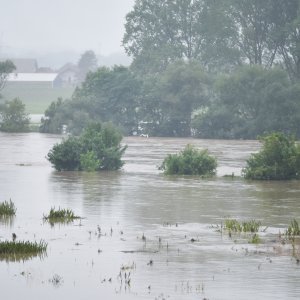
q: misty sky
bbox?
[0,0,135,56]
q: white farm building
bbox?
[7,73,59,88]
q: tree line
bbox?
[16,0,300,138]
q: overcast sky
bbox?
[0,0,135,56]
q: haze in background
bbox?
[0,0,135,68]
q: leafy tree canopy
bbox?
[40,66,141,136]
[192,65,300,139]
[242,132,300,180]
[0,60,15,92]
[154,60,210,136]
[123,0,300,78]
[77,50,98,83]
[0,98,30,132]
[123,0,238,73]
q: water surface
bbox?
[0,133,299,299]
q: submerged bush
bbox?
[47,122,127,171]
[0,199,16,216]
[80,150,101,172]
[159,144,217,176]
[242,132,300,180]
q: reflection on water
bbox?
[0,133,299,299]
[0,215,15,227]
[0,251,47,263]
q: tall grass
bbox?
[0,240,47,262]
[224,219,261,233]
[0,199,16,216]
[43,207,80,225]
[286,219,300,238]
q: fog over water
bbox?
[0,0,135,66]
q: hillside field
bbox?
[1,83,75,114]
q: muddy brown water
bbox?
[0,133,299,299]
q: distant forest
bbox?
[40,0,300,139]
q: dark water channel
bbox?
[0,133,299,299]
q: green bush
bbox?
[47,136,82,171]
[0,98,30,132]
[47,122,127,171]
[159,144,217,176]
[242,132,300,180]
[80,151,101,172]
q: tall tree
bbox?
[123,0,238,73]
[73,66,141,134]
[0,60,15,92]
[77,50,98,83]
[273,0,300,79]
[0,98,30,132]
[229,0,276,66]
[41,66,142,135]
[193,66,300,139]
[229,0,300,72]
[158,60,209,136]
[139,60,210,137]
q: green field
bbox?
[1,83,75,114]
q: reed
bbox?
[43,207,80,224]
[224,219,242,232]
[224,219,261,233]
[0,240,47,262]
[249,233,260,244]
[0,199,16,216]
[242,220,261,233]
[286,219,300,238]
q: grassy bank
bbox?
[1,84,75,114]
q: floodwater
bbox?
[0,132,299,300]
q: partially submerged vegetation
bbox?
[286,219,300,239]
[224,219,261,233]
[43,208,81,225]
[0,199,16,216]
[242,132,300,180]
[0,240,47,262]
[159,144,217,176]
[47,122,127,171]
[223,219,262,244]
[0,98,30,132]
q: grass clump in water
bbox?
[242,220,261,233]
[0,199,16,216]
[224,219,242,232]
[0,240,47,262]
[249,233,260,244]
[224,219,261,233]
[286,219,300,238]
[43,207,81,225]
